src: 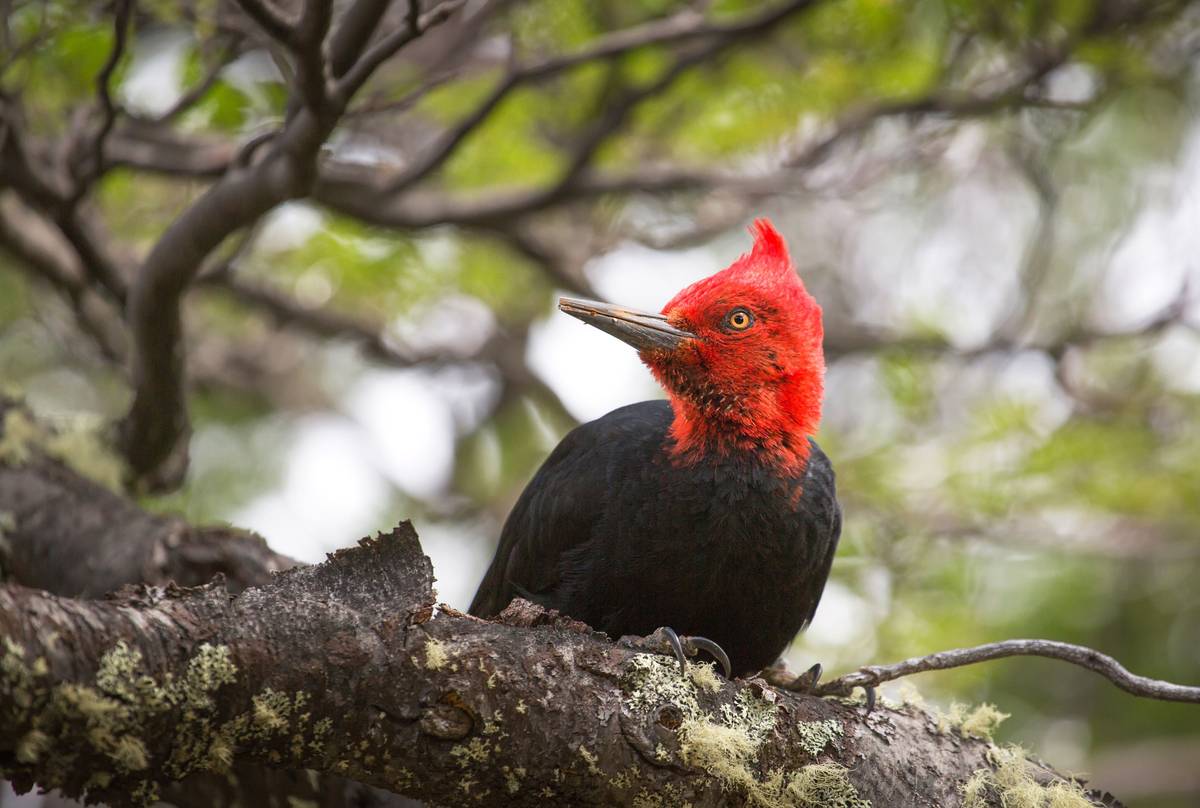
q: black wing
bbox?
[793,439,842,631]
[468,400,671,617]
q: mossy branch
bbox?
[0,519,1125,808]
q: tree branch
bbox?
[816,640,1200,704]
[133,38,245,127]
[0,398,296,598]
[0,519,1124,808]
[233,0,298,49]
[334,0,470,102]
[118,0,468,492]
[67,0,133,202]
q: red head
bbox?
[560,219,824,473]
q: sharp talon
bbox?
[863,686,876,714]
[782,661,823,692]
[662,627,687,676]
[686,636,732,679]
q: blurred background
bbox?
[2,0,1199,804]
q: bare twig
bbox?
[234,0,298,48]
[68,0,133,202]
[816,639,1200,704]
[199,271,428,366]
[135,37,244,126]
[335,0,470,102]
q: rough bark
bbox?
[0,516,1119,808]
[0,401,295,598]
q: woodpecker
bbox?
[470,219,840,683]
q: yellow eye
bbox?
[725,308,754,331]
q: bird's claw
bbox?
[661,627,732,679]
[785,662,823,692]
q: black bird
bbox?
[470,219,841,681]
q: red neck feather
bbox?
[647,219,825,475]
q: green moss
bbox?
[962,747,1098,808]
[42,418,125,491]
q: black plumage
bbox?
[469,399,841,677]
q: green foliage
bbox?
[3,3,1200,805]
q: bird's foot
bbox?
[761,660,823,692]
[656,627,732,679]
[760,661,877,713]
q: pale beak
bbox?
[558,297,695,353]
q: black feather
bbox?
[469,399,841,676]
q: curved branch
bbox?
[118,2,468,492]
[816,640,1200,704]
[67,0,133,201]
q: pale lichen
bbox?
[623,654,702,719]
[688,661,723,693]
[795,719,843,758]
[623,652,868,808]
[15,729,51,763]
[937,701,1010,741]
[578,745,602,775]
[1,637,335,806]
[0,408,124,490]
[424,638,450,671]
[501,764,526,795]
[961,746,1098,808]
[450,737,492,768]
[783,763,871,808]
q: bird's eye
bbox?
[724,308,755,331]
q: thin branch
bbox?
[68,0,133,202]
[294,0,333,113]
[0,196,127,363]
[135,37,244,126]
[816,639,1200,704]
[199,271,430,366]
[335,0,470,102]
[233,0,298,48]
